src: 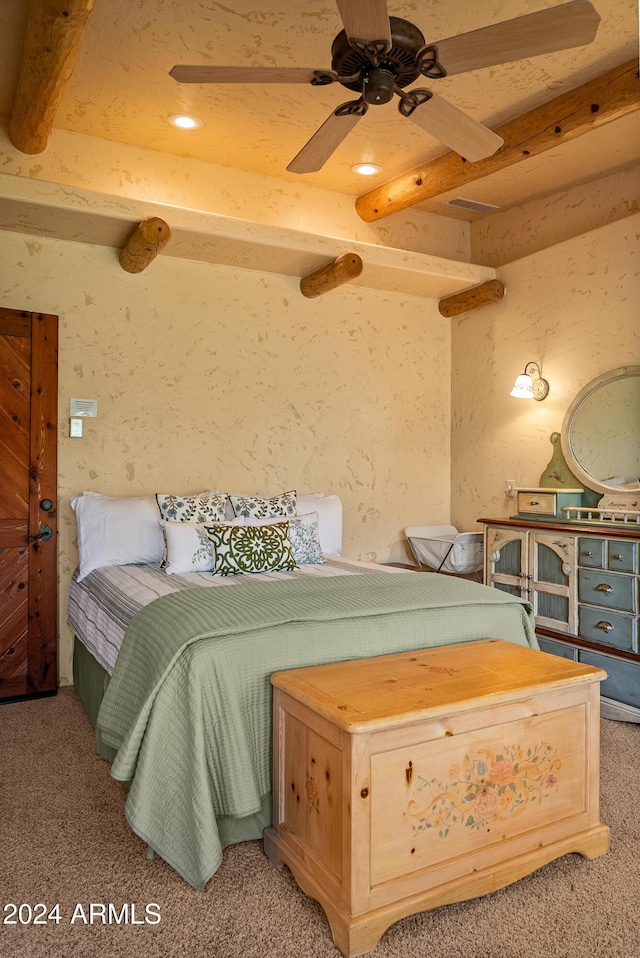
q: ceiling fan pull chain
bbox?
[397,89,433,118]
[417,45,447,80]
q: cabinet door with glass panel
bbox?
[485,526,577,634]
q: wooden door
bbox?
[0,308,58,701]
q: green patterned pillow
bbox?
[228,489,296,520]
[156,493,228,523]
[204,522,297,576]
[244,513,325,565]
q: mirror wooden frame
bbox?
[560,365,640,496]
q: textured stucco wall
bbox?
[0,125,470,263]
[1,230,451,685]
[451,213,640,531]
[470,166,640,268]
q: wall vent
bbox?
[445,197,501,213]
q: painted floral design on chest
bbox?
[406,741,561,839]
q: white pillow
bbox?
[301,495,342,555]
[71,494,165,581]
[159,518,243,574]
[296,493,324,510]
[244,512,325,565]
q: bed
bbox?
[67,491,538,892]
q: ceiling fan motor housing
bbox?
[363,68,396,104]
[331,17,425,96]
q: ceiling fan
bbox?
[170,0,601,174]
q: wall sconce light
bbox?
[510,361,549,401]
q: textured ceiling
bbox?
[1,0,639,216]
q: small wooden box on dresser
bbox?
[264,640,608,957]
[480,517,640,723]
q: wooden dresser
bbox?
[479,517,640,723]
[264,640,608,957]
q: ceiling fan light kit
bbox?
[170,1,601,175]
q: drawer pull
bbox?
[611,553,623,561]
[596,621,614,633]
[529,500,539,506]
[595,583,613,594]
[582,551,593,557]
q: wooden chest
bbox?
[263,640,609,957]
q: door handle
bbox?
[25,524,53,544]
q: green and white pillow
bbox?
[204,522,297,576]
[288,514,325,565]
[228,489,296,520]
[156,493,228,523]
[159,519,243,574]
[245,513,325,565]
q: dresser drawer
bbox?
[579,537,638,573]
[607,540,638,574]
[579,605,636,653]
[537,636,578,660]
[578,538,606,569]
[517,492,557,516]
[578,649,640,709]
[578,569,637,613]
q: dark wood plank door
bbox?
[0,308,58,701]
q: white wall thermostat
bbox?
[70,418,84,438]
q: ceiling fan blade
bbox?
[170,65,338,85]
[287,100,368,174]
[335,0,392,52]
[421,0,601,78]
[402,91,503,162]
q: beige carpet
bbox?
[1,686,638,958]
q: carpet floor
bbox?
[1,686,638,958]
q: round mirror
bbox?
[561,366,640,495]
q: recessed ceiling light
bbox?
[166,113,203,130]
[351,163,382,176]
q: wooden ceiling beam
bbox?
[9,0,96,155]
[438,280,505,317]
[119,218,173,274]
[300,253,363,298]
[356,59,639,222]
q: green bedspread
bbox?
[96,571,536,891]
